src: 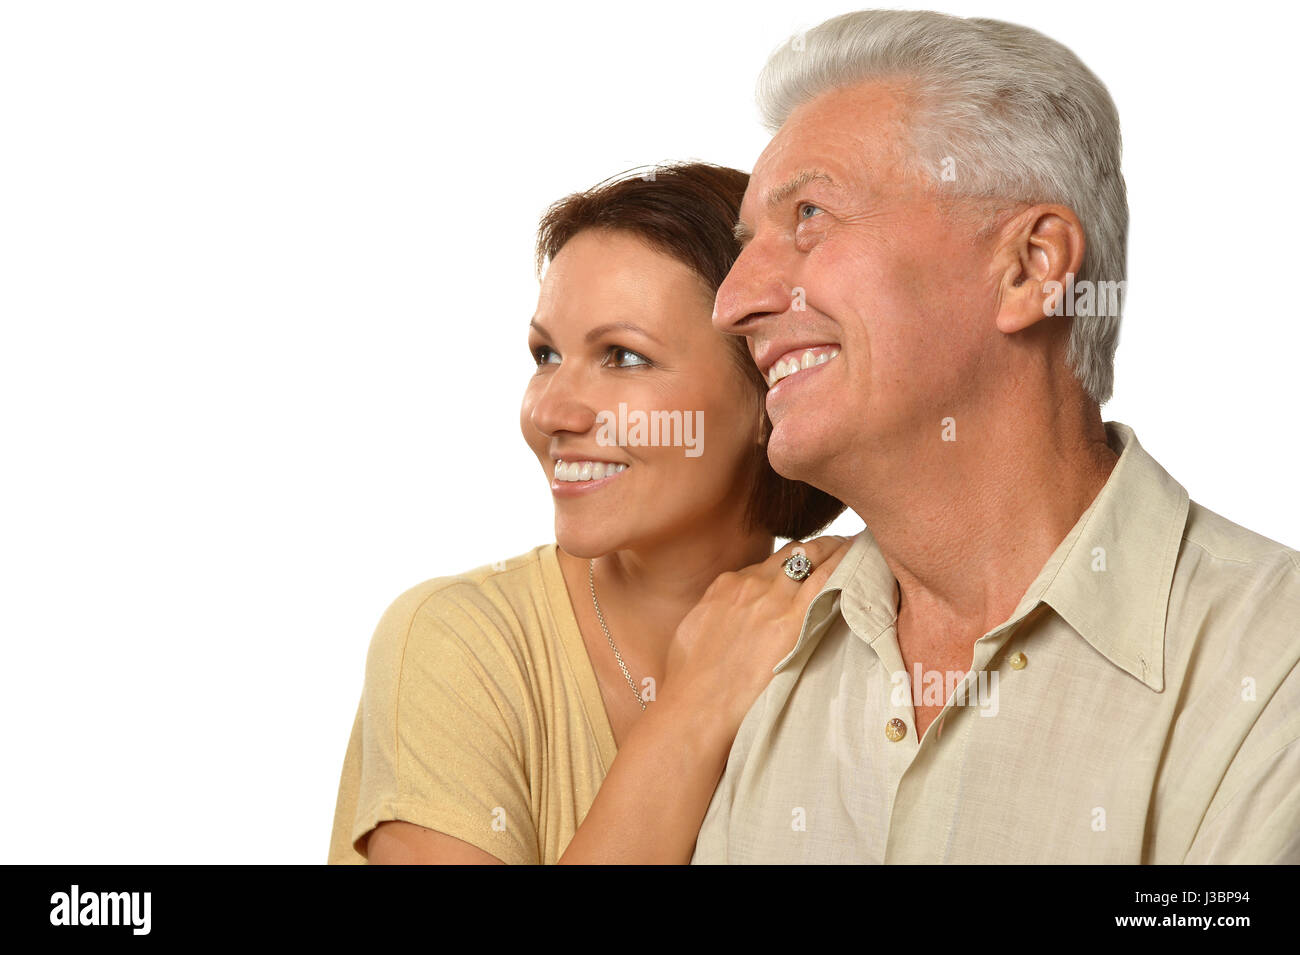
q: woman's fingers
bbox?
[662,533,859,735]
[769,534,853,584]
[795,537,854,599]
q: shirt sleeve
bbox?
[1184,655,1300,864]
[1184,735,1300,864]
[345,582,540,864]
[690,762,733,864]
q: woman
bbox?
[327,162,851,864]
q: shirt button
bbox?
[885,717,907,741]
[1010,652,1028,670]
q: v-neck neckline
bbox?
[538,543,620,771]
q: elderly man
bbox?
[695,10,1300,863]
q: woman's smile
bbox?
[550,457,631,496]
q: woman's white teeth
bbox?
[553,460,629,482]
[768,347,840,386]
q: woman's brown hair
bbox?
[534,161,846,540]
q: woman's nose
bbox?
[529,368,598,438]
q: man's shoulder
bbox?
[1181,500,1300,573]
[1169,507,1300,862]
[1168,501,1299,661]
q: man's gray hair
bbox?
[757,10,1126,404]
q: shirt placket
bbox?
[875,612,1032,863]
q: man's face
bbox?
[714,79,1006,492]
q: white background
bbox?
[1,0,1296,863]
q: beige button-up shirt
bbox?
[692,422,1300,863]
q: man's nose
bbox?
[713,240,794,338]
[529,365,598,438]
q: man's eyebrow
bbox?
[733,170,840,249]
[767,169,839,209]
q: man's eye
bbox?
[532,345,559,366]
[609,347,650,368]
[798,202,823,220]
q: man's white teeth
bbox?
[768,347,840,386]
[553,460,629,482]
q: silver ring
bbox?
[783,553,814,581]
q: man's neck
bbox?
[844,398,1118,639]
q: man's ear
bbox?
[995,204,1086,334]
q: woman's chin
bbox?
[554,525,621,561]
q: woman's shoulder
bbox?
[366,543,563,672]
[379,542,557,623]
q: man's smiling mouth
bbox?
[766,345,841,387]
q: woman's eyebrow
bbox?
[530,318,664,346]
[584,321,666,347]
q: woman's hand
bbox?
[660,534,854,737]
[556,534,853,864]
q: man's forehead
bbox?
[741,138,857,217]
[741,83,910,215]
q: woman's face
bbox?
[520,228,763,558]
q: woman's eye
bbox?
[609,347,650,368]
[532,345,559,366]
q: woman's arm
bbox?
[367,822,506,865]
[362,535,850,865]
[365,696,731,864]
[339,579,541,866]
[557,535,851,864]
[554,689,736,864]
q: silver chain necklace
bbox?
[588,559,647,711]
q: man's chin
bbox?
[766,430,831,486]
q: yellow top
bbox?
[327,544,618,864]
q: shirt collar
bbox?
[773,422,1189,691]
[773,525,897,673]
[1012,421,1189,691]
